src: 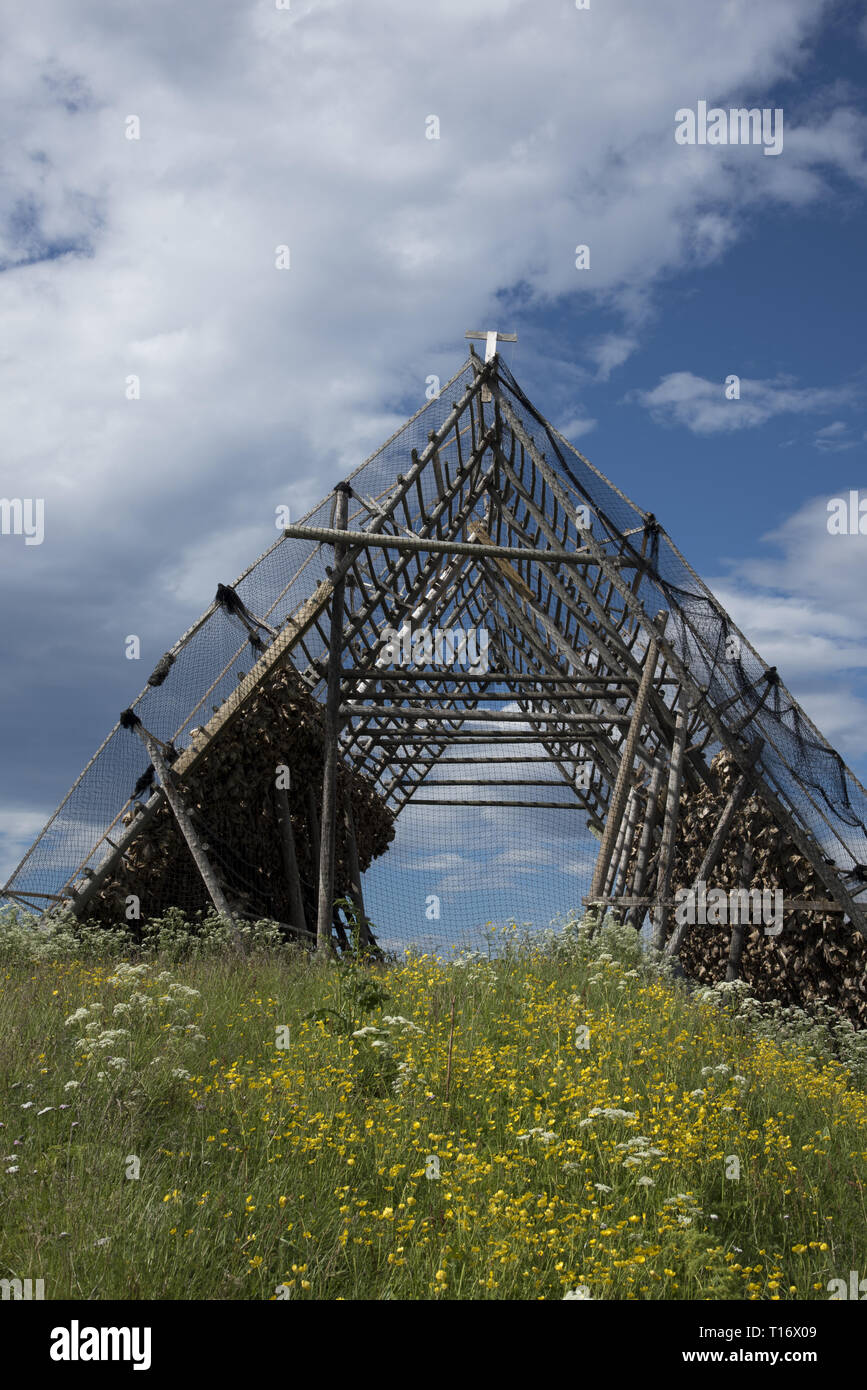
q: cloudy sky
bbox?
[2,0,867,925]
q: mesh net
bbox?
[3,352,867,963]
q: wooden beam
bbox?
[625,760,664,929]
[343,793,374,948]
[725,841,753,982]
[274,783,308,939]
[316,485,351,952]
[610,785,642,902]
[665,764,756,959]
[280,523,603,564]
[650,693,688,949]
[132,722,245,955]
[590,621,664,901]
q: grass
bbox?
[0,908,865,1300]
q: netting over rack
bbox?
[3,349,867,965]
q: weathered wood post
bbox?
[343,792,374,947]
[316,482,352,953]
[625,759,664,929]
[120,710,246,955]
[650,687,689,949]
[610,785,641,906]
[665,753,759,960]
[603,787,633,900]
[726,840,753,981]
[589,612,666,904]
[274,782,308,939]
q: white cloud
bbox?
[4,0,867,890]
[707,493,867,764]
[630,372,856,433]
[587,334,639,382]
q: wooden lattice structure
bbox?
[4,337,867,1014]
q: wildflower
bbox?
[63,1081,80,1091]
[637,1177,655,1187]
[563,1286,592,1299]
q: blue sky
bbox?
[1,0,866,942]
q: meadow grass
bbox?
[0,908,865,1300]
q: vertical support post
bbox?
[343,793,374,947]
[625,760,664,929]
[306,786,321,868]
[650,689,689,949]
[125,716,245,956]
[316,483,351,952]
[726,840,753,982]
[610,786,641,903]
[603,786,633,898]
[665,766,755,959]
[589,615,665,902]
[274,783,308,939]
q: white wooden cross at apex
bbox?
[465,329,518,363]
[465,329,517,400]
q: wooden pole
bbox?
[603,788,633,898]
[650,691,689,949]
[611,785,641,901]
[274,783,308,939]
[665,767,754,959]
[306,784,321,874]
[625,760,664,928]
[127,718,245,955]
[589,619,665,902]
[726,840,753,981]
[280,522,601,564]
[343,793,374,948]
[316,483,351,953]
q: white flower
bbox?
[63,1081,80,1091]
[733,1075,748,1086]
[563,1286,592,1299]
[64,1008,90,1027]
[20,1102,35,1110]
[36,1107,55,1116]
[5,1165,19,1174]
[637,1177,655,1187]
[351,1026,389,1038]
[593,1183,612,1192]
[689,1089,705,1099]
[170,1068,192,1081]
